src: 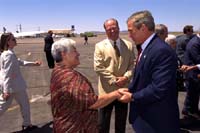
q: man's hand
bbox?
[34,60,42,66]
[197,74,200,79]
[117,88,132,103]
[3,92,10,101]
[180,65,198,72]
[115,76,128,87]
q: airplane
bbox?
[13,30,46,38]
[0,31,47,38]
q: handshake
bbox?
[179,65,198,72]
[113,88,133,103]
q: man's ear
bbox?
[61,51,66,58]
[140,24,146,31]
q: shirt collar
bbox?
[197,33,200,38]
[107,38,120,45]
[8,49,14,52]
[141,33,155,51]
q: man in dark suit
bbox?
[182,33,200,119]
[176,25,194,64]
[119,10,180,133]
[84,34,88,45]
[44,30,55,68]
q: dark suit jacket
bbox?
[44,34,54,51]
[184,35,200,81]
[176,34,194,63]
[128,35,179,132]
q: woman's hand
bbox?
[3,92,10,100]
[34,60,42,66]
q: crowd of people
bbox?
[155,23,200,120]
[0,10,199,133]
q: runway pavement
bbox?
[0,35,199,133]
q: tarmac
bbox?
[0,34,199,133]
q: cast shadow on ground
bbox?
[11,118,200,133]
[180,117,200,133]
[11,121,53,133]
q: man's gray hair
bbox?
[165,34,176,44]
[127,10,155,31]
[155,24,167,36]
[51,38,76,62]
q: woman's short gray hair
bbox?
[165,34,176,44]
[51,38,76,62]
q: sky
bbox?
[0,0,199,33]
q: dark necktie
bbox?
[136,45,142,64]
[113,41,120,57]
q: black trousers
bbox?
[45,51,55,69]
[98,100,128,133]
[183,78,200,113]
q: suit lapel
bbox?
[105,39,119,64]
[137,34,157,69]
[118,39,127,68]
[131,35,158,90]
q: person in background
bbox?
[165,34,177,49]
[176,25,195,64]
[182,31,200,119]
[119,10,180,133]
[50,38,127,133]
[155,24,168,41]
[165,34,185,92]
[0,33,41,132]
[44,30,55,68]
[94,18,135,133]
[84,34,89,45]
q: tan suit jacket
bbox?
[94,38,135,95]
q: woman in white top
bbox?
[0,33,41,132]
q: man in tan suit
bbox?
[94,18,135,133]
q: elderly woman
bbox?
[165,34,186,92]
[0,33,41,131]
[50,38,123,133]
[165,34,177,49]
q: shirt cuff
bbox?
[196,64,200,70]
